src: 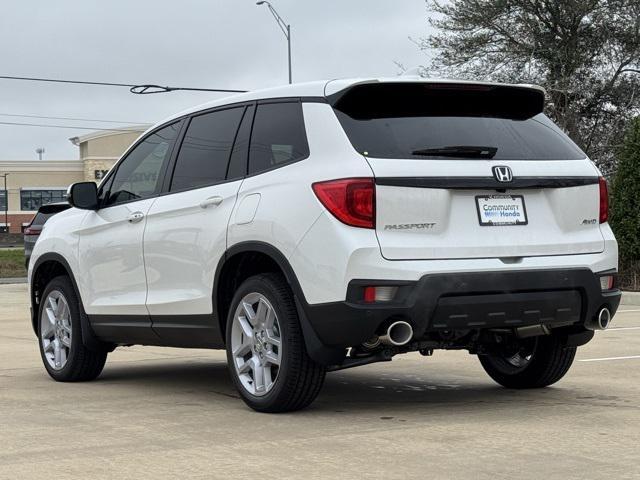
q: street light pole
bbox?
[256,1,292,84]
[0,174,8,234]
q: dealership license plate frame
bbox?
[475,194,528,226]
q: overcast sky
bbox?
[0,0,432,160]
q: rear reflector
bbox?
[599,177,608,223]
[363,286,398,303]
[23,227,41,235]
[312,178,375,228]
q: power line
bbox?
[0,120,147,132]
[0,112,151,125]
[0,75,248,94]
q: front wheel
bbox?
[479,335,576,389]
[37,276,108,382]
[225,273,325,412]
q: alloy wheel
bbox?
[40,290,72,370]
[230,292,282,396]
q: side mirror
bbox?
[67,182,99,210]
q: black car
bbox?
[24,202,70,268]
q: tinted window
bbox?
[249,102,309,175]
[106,122,180,206]
[333,84,585,161]
[227,105,255,180]
[170,107,244,191]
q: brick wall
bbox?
[5,213,36,234]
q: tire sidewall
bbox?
[225,275,299,410]
[479,334,576,388]
[37,276,84,380]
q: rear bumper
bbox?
[301,268,620,351]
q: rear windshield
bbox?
[332,84,585,161]
[31,211,57,226]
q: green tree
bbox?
[610,117,640,270]
[419,0,640,174]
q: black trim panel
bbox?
[151,314,224,348]
[303,268,621,350]
[376,176,599,190]
[89,315,158,345]
[88,314,224,348]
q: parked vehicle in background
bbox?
[27,78,621,413]
[24,203,70,267]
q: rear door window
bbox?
[248,102,309,175]
[170,107,245,191]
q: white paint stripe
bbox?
[579,355,640,362]
[603,326,640,331]
[616,309,640,313]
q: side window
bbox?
[170,107,245,191]
[227,105,255,180]
[105,122,180,207]
[248,102,309,175]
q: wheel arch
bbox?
[30,253,107,351]
[214,242,344,365]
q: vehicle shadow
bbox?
[97,358,592,416]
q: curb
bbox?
[621,291,640,306]
[0,277,27,284]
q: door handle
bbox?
[200,196,223,209]
[128,211,145,223]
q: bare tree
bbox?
[419,0,640,174]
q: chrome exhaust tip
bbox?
[586,307,612,331]
[379,321,413,346]
[597,307,611,330]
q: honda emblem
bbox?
[492,166,513,183]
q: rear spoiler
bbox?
[38,202,70,215]
[328,81,546,121]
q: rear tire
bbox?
[479,335,576,389]
[37,276,107,382]
[225,273,326,412]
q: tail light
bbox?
[24,227,41,235]
[599,177,608,224]
[312,178,375,228]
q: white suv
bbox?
[28,78,621,412]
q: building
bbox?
[0,126,148,233]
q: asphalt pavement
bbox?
[1,283,639,480]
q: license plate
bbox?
[476,195,528,226]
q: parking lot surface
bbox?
[1,283,639,480]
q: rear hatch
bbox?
[330,81,604,260]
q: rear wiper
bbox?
[411,145,498,159]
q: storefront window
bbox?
[20,189,66,211]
